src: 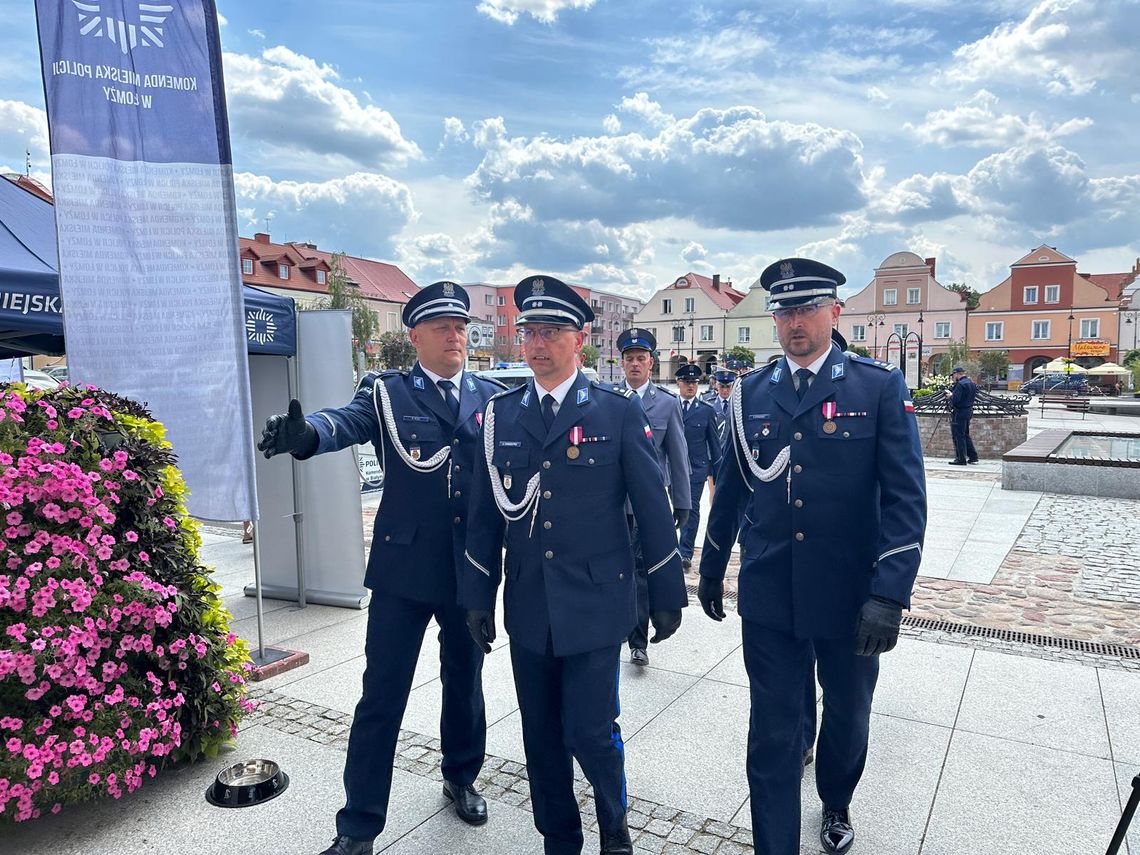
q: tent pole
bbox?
[287,356,308,609]
[251,518,265,661]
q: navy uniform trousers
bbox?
[302,366,500,841]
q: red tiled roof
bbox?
[1081,272,1136,302]
[287,243,418,303]
[673,272,746,310]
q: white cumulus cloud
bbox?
[222,46,421,170]
[233,171,416,258]
[476,0,597,25]
[907,90,1093,148]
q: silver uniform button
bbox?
[793,464,803,473]
[543,521,552,530]
[542,460,551,469]
[543,490,552,499]
[795,532,805,541]
[544,550,554,559]
[793,431,802,441]
[453,491,461,498]
[794,499,803,508]
[453,516,461,524]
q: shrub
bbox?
[0,384,253,822]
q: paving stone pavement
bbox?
[248,690,760,855]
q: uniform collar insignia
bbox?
[577,387,589,405]
[831,363,845,380]
[771,366,783,383]
[466,376,476,391]
[521,388,532,407]
[413,375,425,390]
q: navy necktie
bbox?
[541,394,556,430]
[794,368,813,400]
[437,379,459,419]
[683,400,690,414]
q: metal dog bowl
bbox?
[205,758,289,808]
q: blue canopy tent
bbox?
[0,176,296,359]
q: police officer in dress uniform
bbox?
[675,363,721,570]
[697,258,927,855]
[461,275,687,855]
[703,369,735,447]
[948,366,979,465]
[258,282,503,855]
[613,328,691,665]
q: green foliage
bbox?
[912,387,936,398]
[725,346,754,367]
[848,345,870,358]
[1122,348,1140,368]
[978,350,1010,380]
[580,344,600,369]
[320,254,379,372]
[947,282,980,310]
[376,330,417,370]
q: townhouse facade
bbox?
[969,245,1136,384]
[631,273,746,381]
[843,251,969,383]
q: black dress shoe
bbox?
[947,459,967,465]
[820,807,855,854]
[630,648,649,666]
[600,819,634,854]
[443,780,488,826]
[318,836,373,855]
[967,459,980,464]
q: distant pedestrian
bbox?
[698,257,927,855]
[948,366,979,465]
[674,362,721,571]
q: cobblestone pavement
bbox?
[682,478,1140,655]
[248,690,758,855]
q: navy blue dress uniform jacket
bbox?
[615,382,692,510]
[681,395,722,482]
[700,346,927,638]
[461,371,688,657]
[951,375,978,410]
[306,364,504,604]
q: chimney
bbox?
[925,257,936,278]
[254,232,270,244]
[712,273,721,291]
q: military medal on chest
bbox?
[821,401,837,434]
[567,425,582,459]
[761,422,771,438]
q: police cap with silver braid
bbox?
[402,280,471,327]
[514,274,595,329]
[760,257,846,310]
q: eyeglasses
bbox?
[520,327,568,342]
[772,301,833,322]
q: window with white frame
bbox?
[699,324,713,342]
[316,270,327,285]
[1031,320,1050,340]
[497,315,506,327]
[241,258,253,275]
[738,327,751,343]
[683,297,695,313]
[907,288,920,304]
[387,312,398,331]
[771,325,779,342]
[278,264,289,280]
[893,323,909,337]
[985,322,1004,341]
[662,298,672,314]
[498,296,506,305]
[883,289,897,306]
[1024,286,1038,304]
[673,326,686,343]
[485,294,494,305]
[1080,318,1099,338]
[935,321,951,339]
[851,324,866,341]
[1044,284,1060,303]
[499,335,507,345]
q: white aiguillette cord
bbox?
[483,399,541,534]
[731,375,791,495]
[371,378,451,473]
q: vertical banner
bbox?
[35,0,256,521]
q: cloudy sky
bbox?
[2,0,1138,300]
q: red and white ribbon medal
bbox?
[821,401,837,434]
[567,425,583,459]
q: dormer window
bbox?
[316,270,327,285]
[242,258,253,275]
[278,264,289,280]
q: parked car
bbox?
[476,364,600,389]
[43,365,69,382]
[19,369,62,391]
[1020,374,1089,395]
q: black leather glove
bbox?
[465,609,495,655]
[258,399,318,459]
[854,595,902,656]
[649,609,682,643]
[672,508,689,529]
[697,576,725,621]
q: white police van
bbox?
[476,362,600,388]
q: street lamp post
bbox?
[868,312,886,360]
[1066,310,1076,376]
[916,312,925,388]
